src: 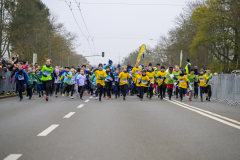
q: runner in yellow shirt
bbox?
[146,66,155,99]
[118,66,130,100]
[139,70,150,101]
[156,66,167,100]
[94,63,107,101]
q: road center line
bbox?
[85,99,90,102]
[171,99,240,125]
[37,124,59,136]
[77,104,84,108]
[165,99,240,130]
[4,154,22,160]
[63,112,75,118]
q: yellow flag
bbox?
[136,44,146,63]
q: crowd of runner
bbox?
[5,57,215,102]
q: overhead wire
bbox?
[66,0,98,64]
[63,1,187,6]
[74,0,98,64]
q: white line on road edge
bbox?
[165,99,240,130]
[63,112,75,118]
[171,99,240,125]
[4,154,22,160]
[85,99,90,102]
[77,104,84,108]
[37,124,59,136]
[90,97,93,98]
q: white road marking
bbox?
[63,112,75,118]
[90,97,93,98]
[165,99,240,130]
[77,104,84,108]
[4,154,22,160]
[85,99,90,102]
[37,124,59,136]
[171,99,240,125]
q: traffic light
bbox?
[102,52,104,57]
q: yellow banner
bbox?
[136,44,146,63]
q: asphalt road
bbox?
[0,93,240,160]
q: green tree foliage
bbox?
[123,0,239,73]
[0,0,89,67]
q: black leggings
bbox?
[194,82,198,97]
[78,86,84,97]
[120,84,127,97]
[148,84,153,98]
[42,80,52,96]
[54,83,60,95]
[206,85,212,98]
[140,87,148,99]
[63,83,71,94]
[158,83,166,98]
[105,82,112,97]
[97,83,104,99]
[70,84,75,96]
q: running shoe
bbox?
[62,94,65,97]
[19,98,23,101]
[55,95,58,98]
[107,96,109,100]
[189,98,192,101]
[46,96,49,101]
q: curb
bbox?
[0,92,27,99]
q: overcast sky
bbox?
[42,0,187,65]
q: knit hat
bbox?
[181,69,185,74]
[109,59,113,64]
[186,59,190,62]
[65,66,70,69]
[98,63,103,67]
[117,64,121,68]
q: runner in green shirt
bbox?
[173,65,180,98]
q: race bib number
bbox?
[142,80,147,84]
[72,79,75,83]
[138,78,141,82]
[135,70,138,74]
[18,75,24,80]
[43,70,50,76]
[180,79,184,83]
[149,77,153,81]
[115,76,118,80]
[160,78,164,81]
[190,82,194,85]
[200,78,204,81]
[123,78,127,83]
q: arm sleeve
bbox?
[188,64,191,74]
[24,72,29,84]
[23,64,28,69]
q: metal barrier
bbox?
[0,71,16,94]
[212,74,240,106]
